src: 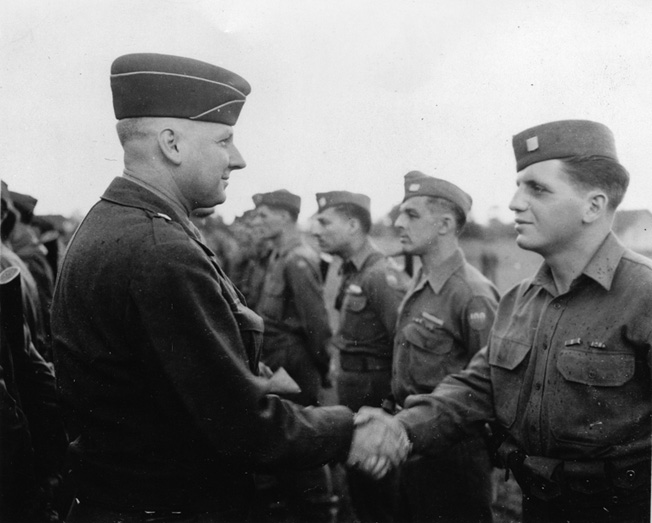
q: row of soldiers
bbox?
[217,178,500,523]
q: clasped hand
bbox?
[346,407,412,479]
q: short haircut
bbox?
[116,117,156,146]
[560,155,629,210]
[425,196,466,235]
[331,203,372,234]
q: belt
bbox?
[498,442,651,500]
[339,353,391,372]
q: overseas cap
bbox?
[315,191,371,215]
[512,119,618,172]
[111,53,251,125]
[402,171,472,217]
[253,190,301,215]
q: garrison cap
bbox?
[402,171,472,217]
[512,120,618,172]
[9,191,38,222]
[253,190,301,215]
[111,53,250,125]
[315,191,371,216]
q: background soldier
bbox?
[252,189,335,522]
[391,171,499,523]
[312,190,407,523]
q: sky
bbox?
[2,0,652,225]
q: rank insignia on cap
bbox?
[319,197,327,207]
[526,136,539,152]
[409,184,421,192]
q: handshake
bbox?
[346,407,412,479]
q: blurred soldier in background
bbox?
[252,189,336,522]
[391,171,499,523]
[229,208,273,310]
[313,191,407,523]
[1,183,51,361]
[9,190,56,359]
[1,195,67,522]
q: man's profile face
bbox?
[394,196,441,256]
[251,205,287,240]
[177,120,246,209]
[509,159,588,257]
[312,207,351,256]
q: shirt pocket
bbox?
[488,335,531,428]
[402,321,453,393]
[344,293,367,312]
[551,347,636,446]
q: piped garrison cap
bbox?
[252,190,301,215]
[402,171,472,217]
[111,53,251,125]
[315,191,371,215]
[512,119,618,172]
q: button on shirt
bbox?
[398,233,652,467]
[392,248,499,406]
[335,240,406,359]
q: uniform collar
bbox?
[100,177,202,242]
[527,231,625,295]
[346,238,377,271]
[275,229,303,257]
[415,248,466,295]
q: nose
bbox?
[229,144,246,170]
[509,186,527,213]
[394,213,406,229]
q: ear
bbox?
[157,127,183,165]
[437,213,456,235]
[582,190,608,224]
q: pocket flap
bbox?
[489,336,531,370]
[557,349,634,386]
[402,322,450,355]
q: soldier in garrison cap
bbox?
[359,120,652,523]
[51,53,380,523]
[8,190,56,360]
[251,189,336,522]
[365,171,497,523]
[312,190,408,523]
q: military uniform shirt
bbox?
[257,234,331,372]
[398,233,652,470]
[392,248,499,406]
[336,240,406,359]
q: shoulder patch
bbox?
[467,297,492,331]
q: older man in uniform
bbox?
[389,172,499,523]
[312,191,407,523]
[360,120,652,523]
[49,53,398,523]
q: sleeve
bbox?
[132,240,351,470]
[459,292,499,358]
[396,345,496,455]
[285,255,332,374]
